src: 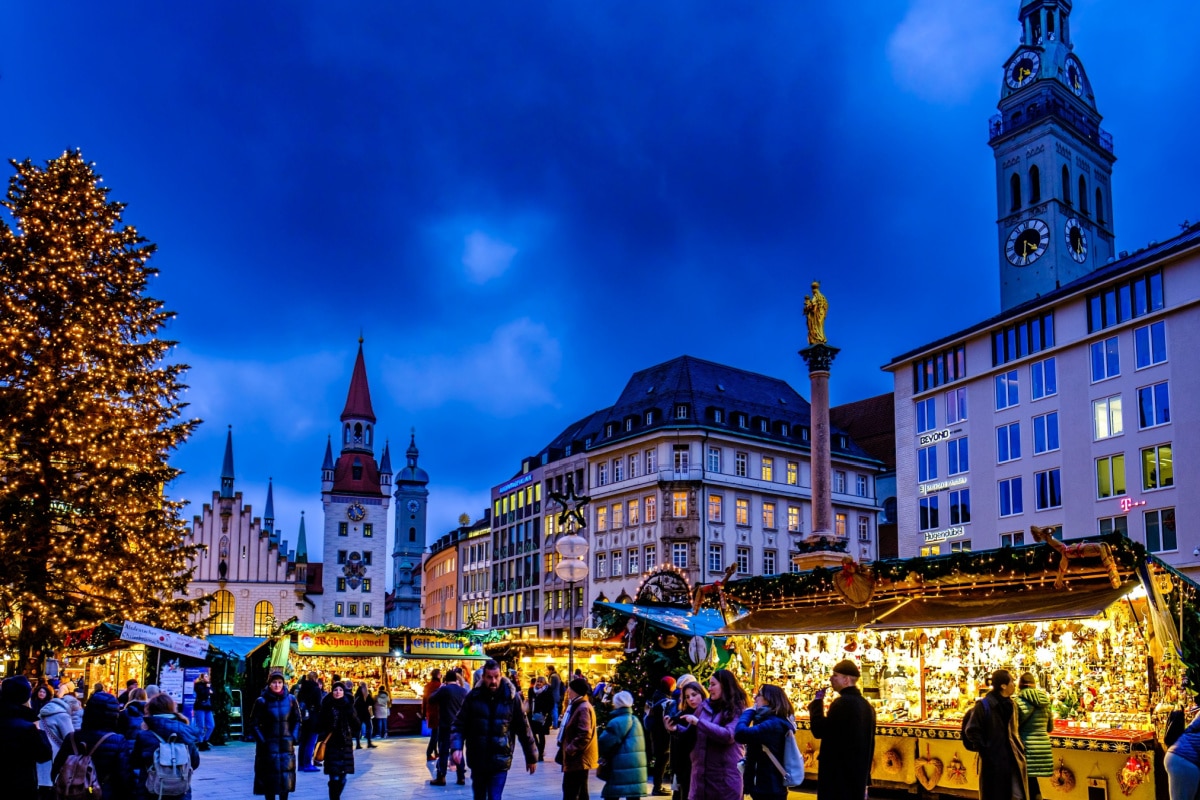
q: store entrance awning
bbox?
[714,581,1137,635]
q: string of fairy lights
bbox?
[0,151,203,660]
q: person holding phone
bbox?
[808,660,874,800]
[663,679,705,800]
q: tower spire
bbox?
[295,511,308,564]
[340,340,377,423]
[219,425,235,499]
[264,477,275,536]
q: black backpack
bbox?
[961,699,990,752]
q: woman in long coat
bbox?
[677,670,747,800]
[598,691,648,799]
[1015,673,1053,800]
[318,683,356,800]
[248,672,301,800]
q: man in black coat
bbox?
[963,669,1028,800]
[0,676,53,800]
[297,672,324,771]
[809,659,875,800]
[450,660,537,800]
[430,670,469,786]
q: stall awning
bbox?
[715,582,1137,635]
[594,602,727,638]
[205,636,268,660]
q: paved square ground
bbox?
[191,736,819,800]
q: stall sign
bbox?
[120,621,210,659]
[580,628,605,641]
[408,635,485,658]
[297,631,389,654]
[922,526,966,543]
[159,659,186,706]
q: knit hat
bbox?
[660,676,677,693]
[675,674,697,692]
[612,691,634,709]
[832,659,860,678]
[268,672,286,684]
[1,675,32,705]
[569,677,591,697]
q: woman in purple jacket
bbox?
[676,669,748,800]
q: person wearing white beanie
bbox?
[598,691,648,799]
[612,692,634,709]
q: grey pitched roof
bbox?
[529,355,880,469]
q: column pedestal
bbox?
[794,343,845,571]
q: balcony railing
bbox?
[989,92,1113,154]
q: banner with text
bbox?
[297,631,390,655]
[407,635,486,659]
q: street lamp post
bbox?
[550,478,591,682]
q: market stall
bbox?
[273,623,496,734]
[60,621,213,701]
[708,533,1193,800]
[484,637,625,691]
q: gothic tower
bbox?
[320,340,391,624]
[390,430,429,627]
[992,0,1116,310]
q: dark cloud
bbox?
[5,0,1198,564]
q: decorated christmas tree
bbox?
[0,151,204,667]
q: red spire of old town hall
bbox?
[340,337,377,423]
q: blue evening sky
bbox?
[4,1,1198,581]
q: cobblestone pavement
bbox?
[191,736,819,800]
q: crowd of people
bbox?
[0,673,202,800]
[16,658,1200,800]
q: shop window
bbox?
[1145,508,1177,553]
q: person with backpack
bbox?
[316,682,356,800]
[598,691,648,800]
[735,684,797,800]
[0,675,53,800]
[248,672,301,800]
[37,694,77,800]
[962,669,1028,800]
[132,694,200,800]
[51,691,131,800]
[644,676,675,797]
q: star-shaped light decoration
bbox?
[549,476,590,532]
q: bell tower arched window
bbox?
[1029,165,1041,203]
[209,590,235,635]
[1061,166,1071,205]
[1009,173,1022,211]
[1078,175,1089,214]
[1095,188,1105,224]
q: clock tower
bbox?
[390,431,429,627]
[320,340,391,625]
[991,0,1116,311]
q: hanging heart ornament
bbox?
[915,746,944,791]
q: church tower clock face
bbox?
[1005,50,1040,90]
[1064,56,1084,96]
[1065,218,1088,263]
[1006,219,1049,266]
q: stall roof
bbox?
[595,602,727,638]
[714,582,1136,635]
[205,636,268,660]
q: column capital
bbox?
[799,343,841,373]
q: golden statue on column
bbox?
[804,281,828,345]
